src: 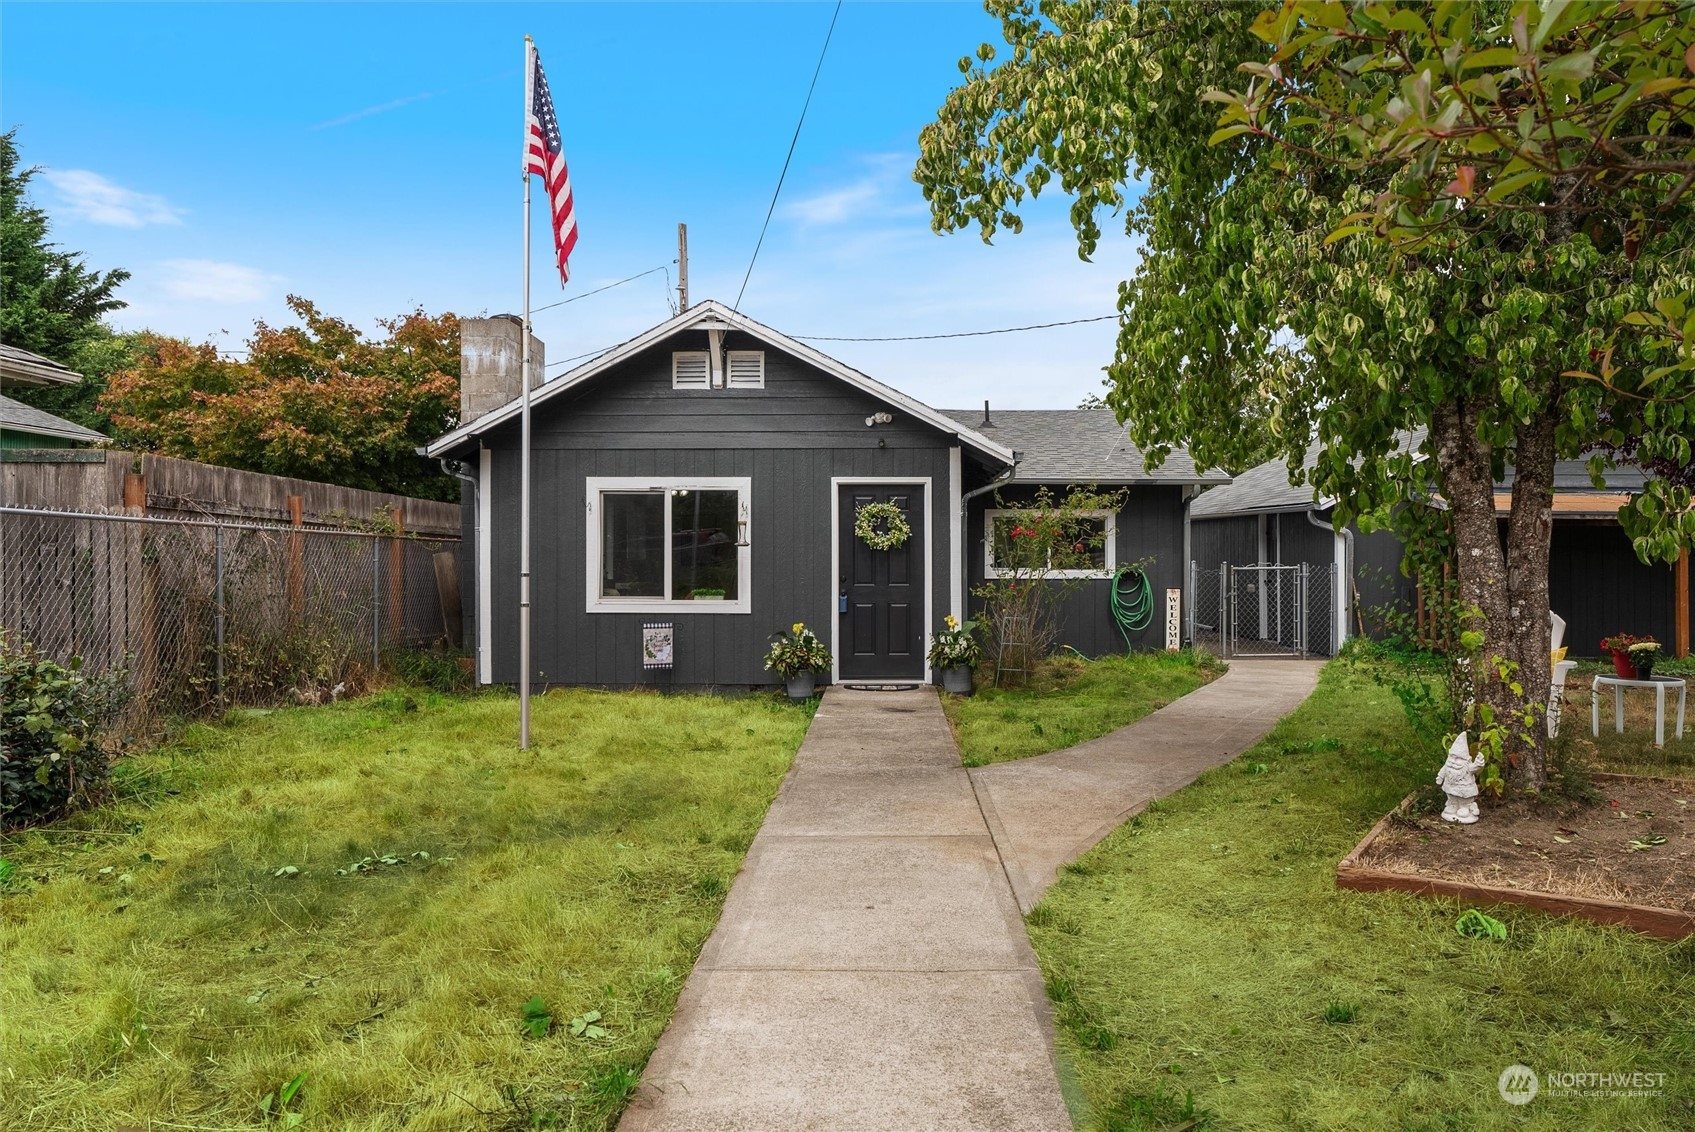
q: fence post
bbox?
[1219,562,1230,658]
[387,505,404,645]
[1299,562,1309,657]
[215,523,226,706]
[286,495,305,623]
[372,533,381,674]
[1186,560,1195,646]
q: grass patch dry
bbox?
[1030,657,1695,1131]
[942,650,1223,768]
[1561,658,1695,780]
[0,686,812,1131]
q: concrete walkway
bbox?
[619,661,1319,1131]
[971,660,1322,912]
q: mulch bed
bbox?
[1338,774,1695,939]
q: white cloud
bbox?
[156,259,281,304]
[41,169,184,228]
[785,178,884,225]
[310,91,433,131]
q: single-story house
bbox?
[0,345,107,451]
[422,301,1221,689]
[1191,442,1692,659]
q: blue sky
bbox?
[4,2,1141,409]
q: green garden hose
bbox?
[1110,564,1155,651]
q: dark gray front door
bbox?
[839,484,925,679]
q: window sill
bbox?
[588,598,751,615]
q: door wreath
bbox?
[854,502,911,551]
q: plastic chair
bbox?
[1549,611,1578,737]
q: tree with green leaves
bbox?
[0,128,132,431]
[915,0,1695,792]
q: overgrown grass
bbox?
[942,650,1223,768]
[1030,656,1695,1131]
[1562,660,1695,779]
[0,687,813,1131]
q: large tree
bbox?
[102,297,461,501]
[0,128,132,431]
[915,0,1695,792]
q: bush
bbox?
[1,634,127,830]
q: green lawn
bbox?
[1562,658,1695,779]
[942,650,1224,767]
[1030,656,1695,1131]
[0,687,813,1132]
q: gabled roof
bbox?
[422,301,1016,464]
[0,343,83,388]
[0,393,108,445]
[939,409,1228,485]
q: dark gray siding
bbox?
[477,331,961,686]
[964,484,1188,658]
[1191,515,1259,572]
[1549,521,1679,658]
[1353,526,1415,638]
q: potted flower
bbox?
[1600,632,1643,678]
[928,615,981,695]
[690,587,726,601]
[1628,638,1662,679]
[765,622,831,700]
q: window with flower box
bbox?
[983,508,1115,579]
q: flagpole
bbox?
[519,35,534,750]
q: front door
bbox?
[839,484,925,679]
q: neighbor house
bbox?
[422,301,1222,689]
[1190,441,1692,659]
[0,344,107,451]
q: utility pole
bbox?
[677,222,689,311]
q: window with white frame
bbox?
[984,508,1115,578]
[588,477,751,612]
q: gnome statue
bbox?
[1435,732,1485,824]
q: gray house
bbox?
[423,301,1220,689]
[1191,443,1692,660]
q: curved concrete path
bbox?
[972,659,1322,913]
[619,660,1319,1131]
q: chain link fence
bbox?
[1,507,462,733]
[1187,560,1338,658]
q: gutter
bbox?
[1308,508,1354,645]
[959,453,1020,622]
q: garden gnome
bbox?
[1435,732,1485,824]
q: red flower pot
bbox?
[1611,650,1638,679]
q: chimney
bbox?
[460,315,546,425]
[979,399,994,428]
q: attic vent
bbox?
[672,351,710,389]
[726,350,765,389]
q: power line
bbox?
[793,313,1120,342]
[532,265,669,313]
[546,344,618,369]
[734,0,842,311]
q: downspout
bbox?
[441,457,481,674]
[1182,485,1195,645]
[1307,507,1353,647]
[960,452,1019,623]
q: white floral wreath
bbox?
[854,502,911,551]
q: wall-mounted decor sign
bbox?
[1165,588,1181,651]
[642,623,674,669]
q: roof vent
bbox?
[980,399,994,428]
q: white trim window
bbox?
[983,508,1116,579]
[586,476,752,614]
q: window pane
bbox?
[990,514,1045,571]
[602,493,664,597]
[672,489,740,600]
[1052,517,1108,572]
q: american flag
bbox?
[525,41,577,285]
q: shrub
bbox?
[0,633,128,830]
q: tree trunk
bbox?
[1429,397,1552,793]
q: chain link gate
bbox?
[1188,560,1338,658]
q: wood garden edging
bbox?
[1335,774,1695,942]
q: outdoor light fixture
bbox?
[736,501,751,547]
[865,411,893,427]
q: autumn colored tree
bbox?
[915,1,1695,792]
[103,297,460,500]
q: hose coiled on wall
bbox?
[1110,563,1155,651]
